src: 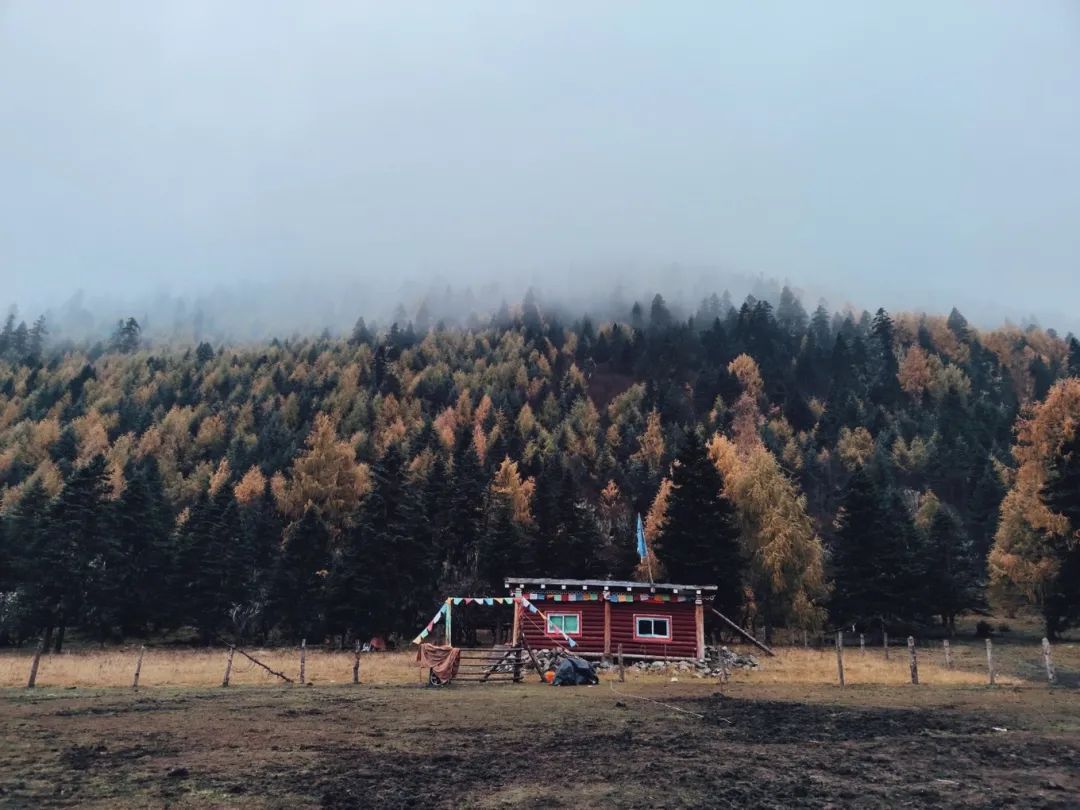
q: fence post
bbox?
[884,631,889,660]
[985,638,995,686]
[943,639,953,670]
[907,636,919,685]
[353,640,361,685]
[802,629,808,649]
[618,643,625,683]
[835,631,845,687]
[299,638,306,685]
[132,645,146,690]
[26,636,45,689]
[222,646,235,687]
[1042,638,1056,684]
[859,633,865,655]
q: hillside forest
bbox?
[0,289,1078,651]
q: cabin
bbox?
[506,577,716,661]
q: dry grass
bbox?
[0,647,421,689]
[727,645,1021,686]
[2,635,1074,689]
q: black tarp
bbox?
[552,655,599,686]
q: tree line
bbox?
[1,289,1078,649]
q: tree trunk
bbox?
[53,622,66,654]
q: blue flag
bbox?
[636,513,648,561]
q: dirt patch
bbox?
[1,683,1078,808]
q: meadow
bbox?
[2,618,1078,807]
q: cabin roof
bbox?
[505,577,716,593]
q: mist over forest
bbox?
[6,267,1078,349]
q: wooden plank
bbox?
[299,639,306,685]
[908,636,919,685]
[519,635,545,680]
[985,638,995,685]
[353,640,361,684]
[603,598,611,660]
[694,601,705,660]
[1042,637,1056,684]
[943,639,953,670]
[618,643,625,683]
[26,637,44,689]
[222,647,235,687]
[480,648,516,682]
[132,645,145,690]
[709,608,775,657]
[835,631,844,687]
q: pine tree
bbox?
[659,431,743,615]
[175,486,243,642]
[362,443,435,635]
[0,480,51,642]
[268,507,332,641]
[829,469,922,629]
[36,456,112,650]
[923,508,980,633]
[1040,430,1080,638]
[108,458,173,634]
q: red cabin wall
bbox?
[610,602,697,658]
[519,598,698,659]
[520,600,606,653]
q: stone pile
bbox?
[530,645,758,678]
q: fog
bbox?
[2,2,1079,338]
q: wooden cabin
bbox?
[506,577,716,661]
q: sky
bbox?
[2,2,1079,333]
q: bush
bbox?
[975,620,993,638]
[997,622,1011,633]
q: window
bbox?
[634,615,672,640]
[546,613,581,636]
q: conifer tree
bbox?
[829,468,923,629]
[923,507,980,632]
[0,480,51,642]
[36,456,112,651]
[108,458,173,634]
[268,507,332,641]
[1040,430,1080,637]
[659,431,743,615]
[175,486,242,642]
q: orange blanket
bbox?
[415,643,461,684]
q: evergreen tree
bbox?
[1040,430,1080,637]
[36,456,112,651]
[268,507,332,641]
[108,458,173,634]
[923,508,980,633]
[829,469,923,629]
[175,487,243,642]
[658,431,743,615]
[0,480,51,642]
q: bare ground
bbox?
[2,679,1079,809]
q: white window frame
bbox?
[545,612,582,636]
[634,614,672,641]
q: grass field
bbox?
[0,635,1071,689]
[1,620,1078,807]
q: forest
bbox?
[0,289,1078,651]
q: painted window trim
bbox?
[633,614,673,641]
[545,611,583,637]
